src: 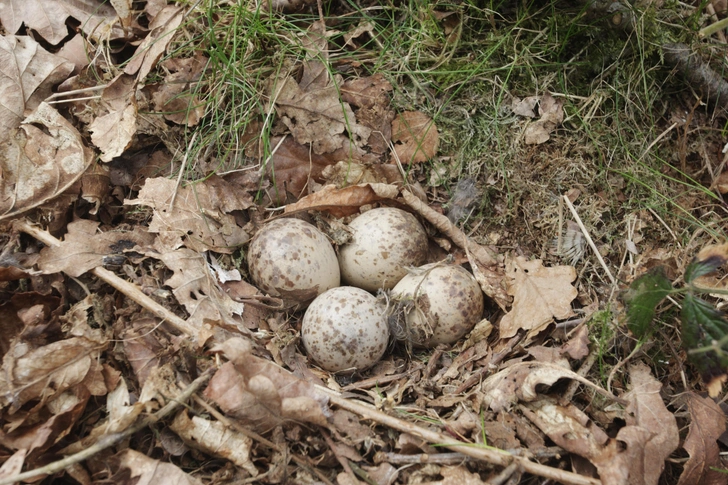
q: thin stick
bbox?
[562,195,617,286]
[170,131,199,210]
[640,122,677,160]
[47,95,103,105]
[0,369,214,485]
[46,85,108,99]
[15,221,199,339]
[319,388,601,485]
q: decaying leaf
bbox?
[124,5,184,82]
[0,0,123,45]
[111,449,203,485]
[151,54,207,126]
[204,338,331,433]
[145,235,246,342]
[88,74,138,162]
[391,111,439,164]
[499,256,577,339]
[0,35,74,142]
[524,92,564,145]
[321,160,403,187]
[0,102,94,221]
[341,74,395,156]
[125,176,251,253]
[284,183,399,218]
[481,362,616,412]
[521,363,678,485]
[171,411,258,476]
[561,324,590,360]
[267,136,338,200]
[677,392,727,485]
[37,219,154,277]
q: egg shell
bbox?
[248,218,340,306]
[390,263,484,348]
[338,207,428,292]
[301,286,389,372]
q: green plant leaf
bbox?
[624,267,673,337]
[685,257,724,284]
[681,293,728,381]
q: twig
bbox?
[562,195,617,286]
[46,85,108,99]
[14,221,199,339]
[169,131,199,210]
[192,396,334,485]
[0,369,214,485]
[319,388,601,485]
[455,334,522,394]
[373,451,469,465]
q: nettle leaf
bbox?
[681,293,728,381]
[625,267,673,337]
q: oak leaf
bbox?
[499,256,577,339]
[391,111,439,164]
[677,392,727,485]
[284,183,399,218]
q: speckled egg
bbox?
[248,218,340,307]
[389,263,484,348]
[301,286,389,372]
[338,208,428,292]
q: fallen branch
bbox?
[0,369,214,485]
[319,387,601,485]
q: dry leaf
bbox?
[88,74,138,162]
[0,35,74,142]
[284,183,399,218]
[273,75,370,155]
[171,411,258,476]
[0,102,94,221]
[125,176,251,253]
[37,219,154,277]
[124,6,184,82]
[391,111,439,164]
[512,96,539,117]
[267,136,338,200]
[111,449,203,485]
[481,362,615,412]
[146,236,246,341]
[321,160,403,187]
[341,74,395,156]
[205,338,331,433]
[561,325,590,360]
[0,0,123,45]
[619,363,679,485]
[677,392,727,485]
[524,92,564,145]
[420,466,488,485]
[152,54,207,126]
[0,449,25,479]
[499,256,577,339]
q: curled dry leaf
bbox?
[481,362,617,412]
[0,35,74,142]
[391,111,439,164]
[677,392,727,485]
[171,411,258,477]
[205,338,331,433]
[111,449,203,485]
[37,219,154,277]
[284,183,400,218]
[125,176,251,253]
[499,256,577,339]
[0,103,94,221]
[124,5,184,82]
[524,92,564,145]
[0,0,123,46]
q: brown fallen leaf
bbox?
[420,466,488,485]
[0,35,74,142]
[151,54,207,126]
[284,183,400,218]
[124,5,184,82]
[125,176,251,253]
[341,74,395,156]
[266,136,338,200]
[524,92,564,145]
[499,256,577,339]
[0,0,123,46]
[481,361,618,412]
[204,338,331,433]
[561,324,590,360]
[677,392,727,485]
[37,219,154,277]
[391,111,439,164]
[0,102,94,221]
[171,411,258,477]
[110,449,203,485]
[88,74,138,162]
[321,160,403,187]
